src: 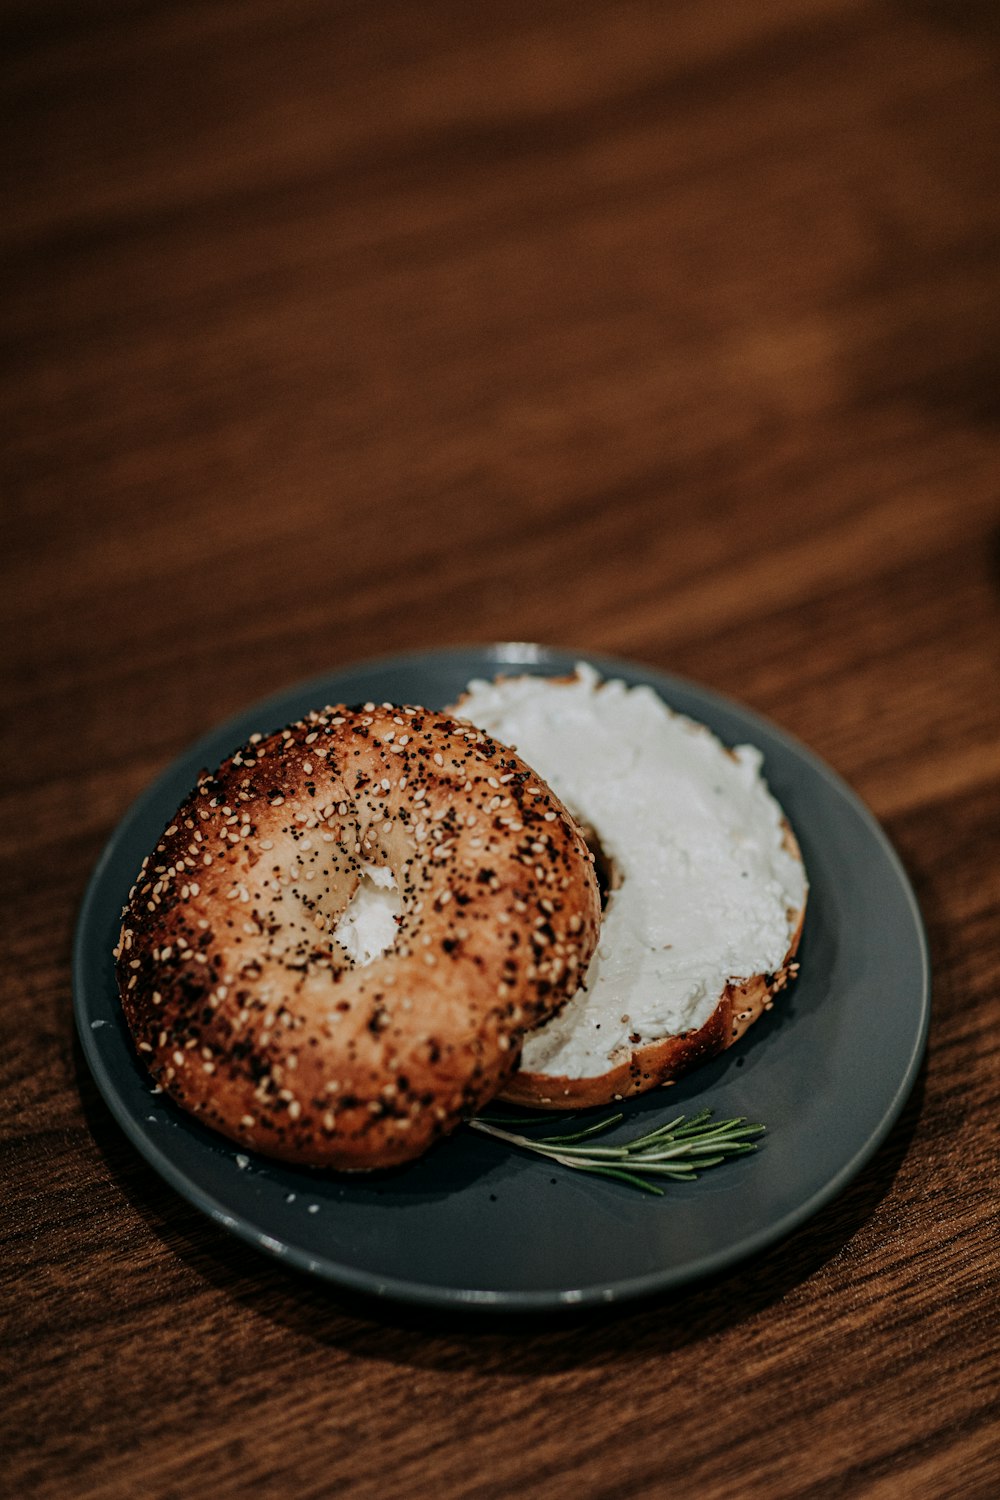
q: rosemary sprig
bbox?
[467,1107,764,1195]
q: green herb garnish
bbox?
[468,1107,765,1195]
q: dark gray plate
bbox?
[74,645,929,1311]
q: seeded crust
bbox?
[116,704,601,1169]
[498,827,807,1110]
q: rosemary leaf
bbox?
[560,1163,666,1196]
[467,1107,765,1194]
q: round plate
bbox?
[74,645,930,1310]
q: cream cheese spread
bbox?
[332,863,402,966]
[454,664,807,1080]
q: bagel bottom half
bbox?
[451,665,808,1110]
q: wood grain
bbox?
[2,2,999,1496]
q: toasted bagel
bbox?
[451,666,807,1108]
[116,703,601,1167]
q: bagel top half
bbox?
[116,703,601,1168]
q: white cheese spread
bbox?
[332,863,401,966]
[454,664,807,1080]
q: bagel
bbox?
[451,665,808,1109]
[116,703,601,1168]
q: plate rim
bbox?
[74,642,931,1310]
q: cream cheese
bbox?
[332,863,401,966]
[454,664,807,1080]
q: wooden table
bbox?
[4,3,999,1495]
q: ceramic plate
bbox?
[74,645,930,1310]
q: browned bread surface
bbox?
[499,833,806,1110]
[116,704,601,1168]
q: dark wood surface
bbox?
[4,3,999,1496]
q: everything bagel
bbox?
[452,666,808,1109]
[116,704,601,1169]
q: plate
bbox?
[74,644,930,1310]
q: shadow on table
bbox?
[76,1038,927,1376]
[896,1,1000,46]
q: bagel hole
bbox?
[332,864,402,966]
[576,821,620,911]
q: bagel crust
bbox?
[116,704,601,1169]
[498,900,805,1109]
